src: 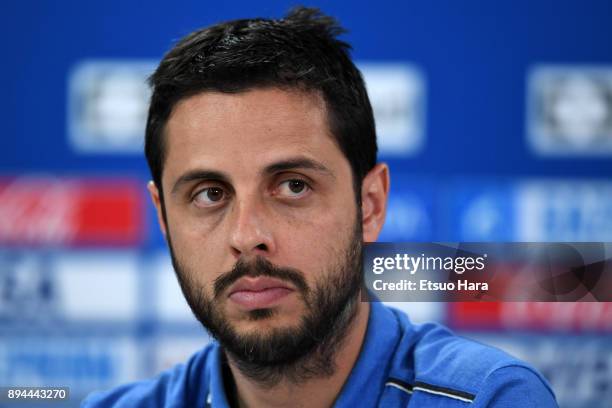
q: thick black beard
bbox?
[167,220,364,387]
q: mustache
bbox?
[213,257,309,298]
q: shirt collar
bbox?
[206,301,401,408]
[332,301,401,407]
[207,345,231,408]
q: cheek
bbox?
[166,210,228,290]
[278,199,357,280]
[166,197,226,244]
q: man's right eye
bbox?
[193,187,226,206]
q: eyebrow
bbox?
[171,170,231,195]
[262,158,334,178]
[171,157,334,195]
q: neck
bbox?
[224,299,370,408]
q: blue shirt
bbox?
[82,302,558,407]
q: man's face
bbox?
[154,88,366,366]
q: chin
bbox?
[233,310,303,331]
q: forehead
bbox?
[162,87,349,187]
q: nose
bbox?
[228,195,276,259]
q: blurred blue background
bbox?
[1,1,611,407]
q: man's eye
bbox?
[278,179,310,197]
[193,187,226,205]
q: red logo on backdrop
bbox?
[0,177,145,246]
[448,261,612,332]
[449,302,612,333]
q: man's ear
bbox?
[360,163,390,242]
[147,181,168,239]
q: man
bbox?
[83,7,557,407]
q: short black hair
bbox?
[145,6,377,201]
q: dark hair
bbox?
[145,6,377,201]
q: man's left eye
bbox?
[278,179,310,197]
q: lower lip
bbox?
[229,287,293,309]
